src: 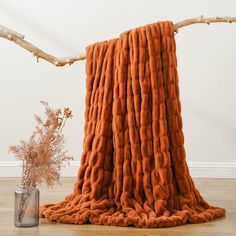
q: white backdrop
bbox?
[0,0,236,177]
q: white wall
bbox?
[0,0,236,177]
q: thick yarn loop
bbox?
[39,21,225,228]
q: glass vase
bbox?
[14,185,39,227]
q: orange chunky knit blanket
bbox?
[39,21,225,227]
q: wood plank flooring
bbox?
[0,178,235,236]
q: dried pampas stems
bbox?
[9,101,73,189]
[0,16,236,67]
[10,102,73,225]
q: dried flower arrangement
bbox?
[9,101,73,225]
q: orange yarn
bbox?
[39,21,225,227]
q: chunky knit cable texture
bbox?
[39,21,225,228]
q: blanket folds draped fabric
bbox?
[39,21,225,228]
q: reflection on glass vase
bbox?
[14,185,39,227]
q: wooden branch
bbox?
[0,25,85,67]
[173,15,236,32]
[0,24,25,39]
[0,16,236,67]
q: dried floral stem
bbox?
[17,190,31,224]
[9,102,73,224]
[54,116,66,139]
[1,16,236,67]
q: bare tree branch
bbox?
[0,24,25,39]
[0,25,85,67]
[0,16,236,67]
[173,15,236,32]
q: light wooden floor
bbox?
[0,178,235,236]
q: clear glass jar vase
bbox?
[14,185,39,227]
